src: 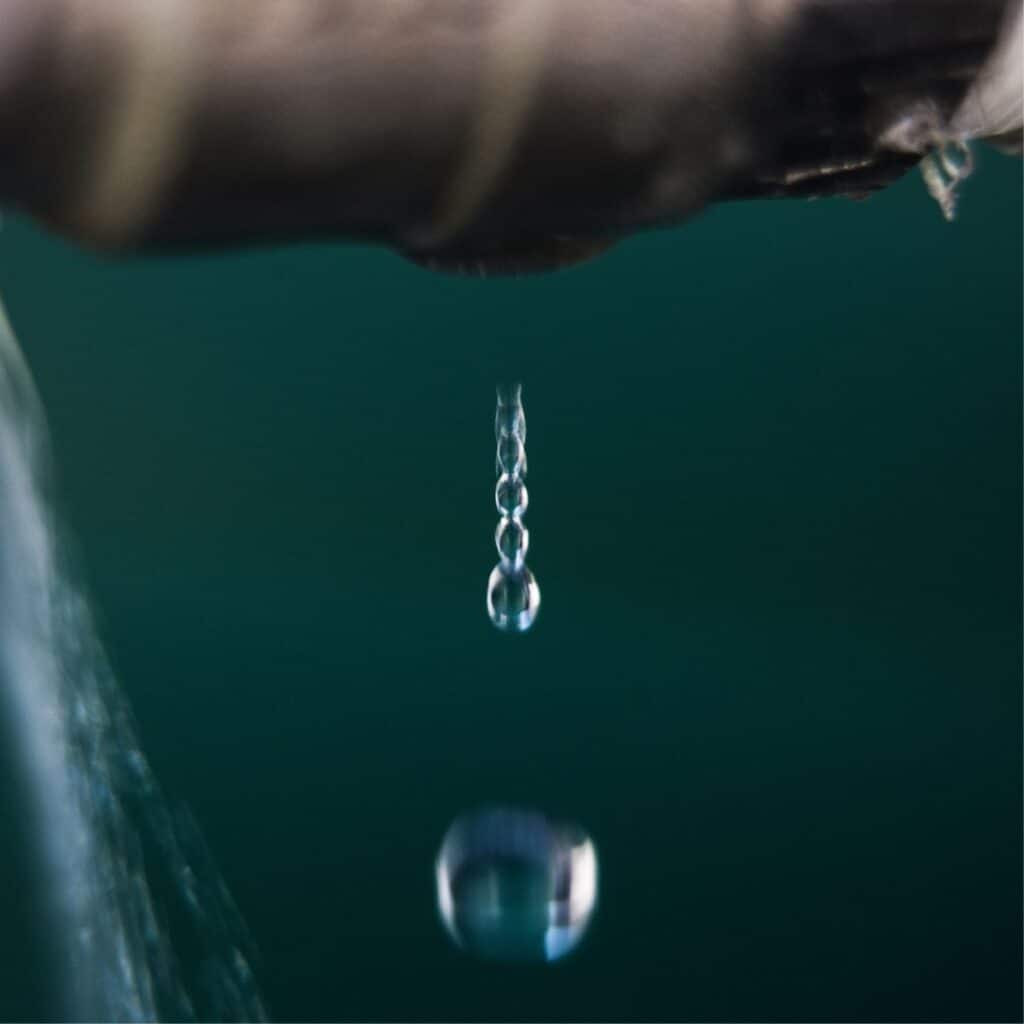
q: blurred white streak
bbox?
[0,297,266,1021]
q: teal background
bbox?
[1,155,1021,1020]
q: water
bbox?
[920,140,974,221]
[0,298,266,1021]
[487,384,540,633]
[435,807,598,963]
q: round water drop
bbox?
[487,564,540,633]
[495,518,529,567]
[495,475,528,517]
[435,807,597,962]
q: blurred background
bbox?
[0,155,1020,1020]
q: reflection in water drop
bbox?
[488,385,540,633]
[435,807,597,962]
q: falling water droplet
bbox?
[435,807,598,962]
[487,564,540,633]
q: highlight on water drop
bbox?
[435,806,598,963]
[487,383,540,633]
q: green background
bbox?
[1,155,1021,1020]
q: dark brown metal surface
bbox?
[0,0,1016,271]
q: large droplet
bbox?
[435,807,598,962]
[486,564,540,633]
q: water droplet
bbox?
[435,807,598,962]
[495,475,528,518]
[487,564,540,633]
[495,518,529,567]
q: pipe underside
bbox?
[0,0,1020,272]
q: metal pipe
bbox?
[1,0,1019,273]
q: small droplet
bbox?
[495,518,529,567]
[487,564,540,633]
[495,475,528,518]
[435,807,598,962]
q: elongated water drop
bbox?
[435,807,598,962]
[487,384,539,633]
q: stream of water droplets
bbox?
[487,384,540,633]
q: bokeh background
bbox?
[1,154,1021,1021]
